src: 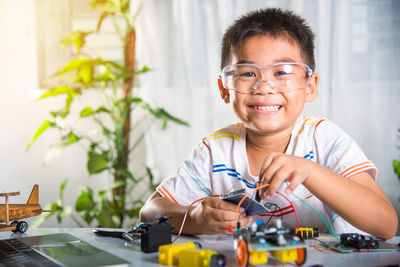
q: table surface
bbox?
[1,228,399,266]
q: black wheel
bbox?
[16,221,28,233]
[11,221,18,233]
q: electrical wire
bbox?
[291,191,340,241]
[276,191,299,228]
[233,183,270,228]
[313,236,340,252]
[263,203,282,225]
[172,195,219,243]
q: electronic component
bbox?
[93,216,173,253]
[220,189,271,216]
[232,219,307,267]
[295,227,319,239]
[340,233,379,249]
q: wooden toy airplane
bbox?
[0,184,50,233]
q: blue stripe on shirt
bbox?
[183,161,211,196]
[213,164,256,189]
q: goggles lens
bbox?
[221,62,313,93]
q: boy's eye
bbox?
[274,64,293,76]
[275,70,289,76]
[238,71,256,77]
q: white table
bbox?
[1,228,399,266]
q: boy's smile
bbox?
[221,35,318,138]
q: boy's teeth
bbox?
[253,105,280,111]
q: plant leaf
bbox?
[61,30,94,53]
[50,58,91,78]
[90,0,119,14]
[143,105,189,129]
[393,160,400,181]
[87,151,109,175]
[31,179,71,227]
[96,12,109,32]
[80,106,95,118]
[43,132,81,164]
[80,106,110,118]
[35,85,79,101]
[26,120,54,150]
[114,165,136,183]
[75,188,95,224]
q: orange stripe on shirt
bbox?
[157,186,168,198]
[343,164,376,178]
[158,185,179,204]
[340,161,374,176]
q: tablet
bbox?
[220,189,271,216]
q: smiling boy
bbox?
[139,8,397,239]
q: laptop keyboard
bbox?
[0,238,60,267]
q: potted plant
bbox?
[28,0,188,228]
[393,128,400,183]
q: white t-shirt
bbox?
[157,115,377,235]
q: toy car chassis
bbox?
[232,219,307,267]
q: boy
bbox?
[139,8,397,239]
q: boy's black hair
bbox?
[221,8,315,71]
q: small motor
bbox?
[129,216,174,253]
[94,216,174,253]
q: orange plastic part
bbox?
[295,248,307,265]
[236,238,249,267]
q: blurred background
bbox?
[0,0,399,231]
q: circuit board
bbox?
[251,241,307,252]
[318,239,400,253]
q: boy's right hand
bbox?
[188,196,251,235]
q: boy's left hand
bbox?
[258,152,313,200]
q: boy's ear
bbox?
[218,77,230,103]
[305,73,319,102]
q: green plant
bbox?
[28,0,188,228]
[393,128,400,182]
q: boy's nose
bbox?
[252,79,277,94]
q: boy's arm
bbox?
[259,153,398,239]
[139,191,251,235]
[304,163,397,239]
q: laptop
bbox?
[0,233,130,267]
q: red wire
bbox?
[173,195,219,242]
[276,191,299,228]
[232,187,300,230]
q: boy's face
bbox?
[218,35,318,136]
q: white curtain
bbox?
[135,0,400,215]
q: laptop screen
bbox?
[15,233,130,267]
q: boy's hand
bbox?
[258,152,313,200]
[188,196,251,235]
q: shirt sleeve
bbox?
[314,120,377,180]
[313,120,378,235]
[156,140,213,206]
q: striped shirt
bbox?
[157,115,376,235]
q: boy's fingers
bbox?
[218,198,247,215]
[238,216,251,228]
[284,173,304,194]
[264,167,290,199]
[259,164,281,197]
